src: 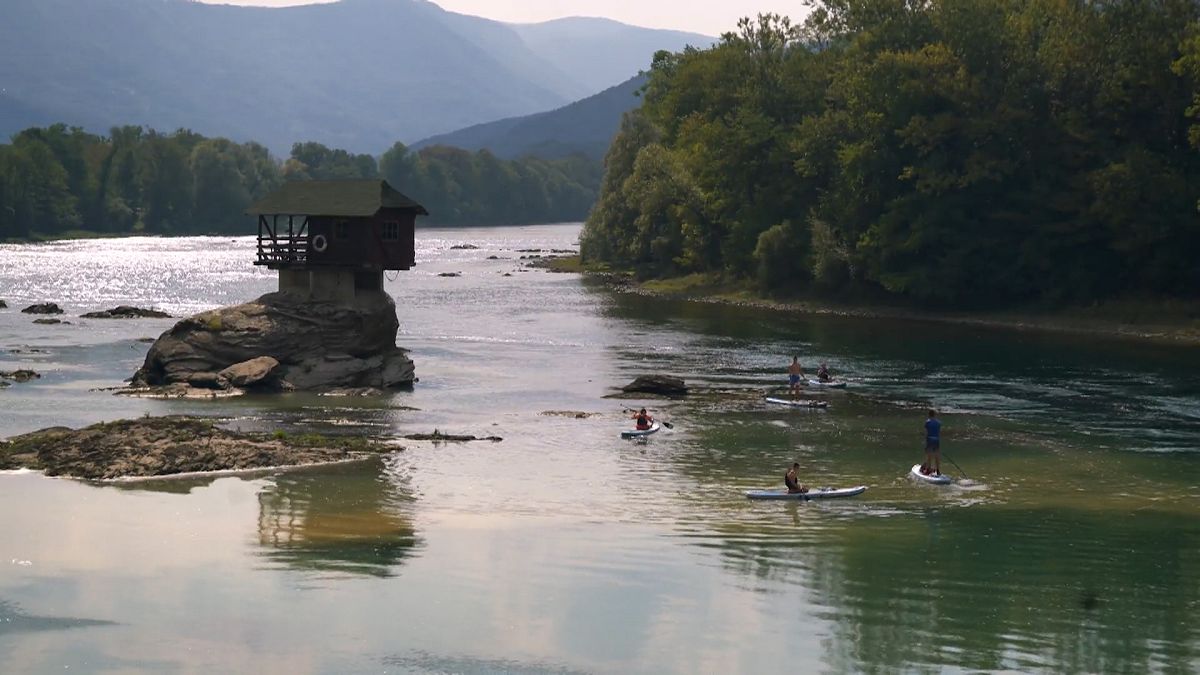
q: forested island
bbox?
[0,126,600,239]
[582,0,1200,309]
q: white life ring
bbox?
[312,234,328,253]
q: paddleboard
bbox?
[765,397,829,409]
[745,485,868,500]
[621,422,660,439]
[807,379,847,389]
[910,464,952,484]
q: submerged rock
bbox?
[32,318,67,325]
[0,416,397,479]
[0,370,41,383]
[132,291,414,392]
[0,299,7,308]
[81,306,172,319]
[620,374,688,396]
[22,303,63,315]
[401,431,502,442]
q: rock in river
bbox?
[1,369,41,383]
[620,374,688,396]
[132,290,415,392]
[82,306,173,319]
[22,303,63,315]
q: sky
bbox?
[195,0,812,36]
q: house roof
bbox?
[246,179,429,217]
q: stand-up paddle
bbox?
[943,454,968,479]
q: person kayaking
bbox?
[787,356,804,397]
[631,408,654,431]
[785,462,808,494]
[921,409,942,476]
[817,362,832,383]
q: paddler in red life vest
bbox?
[631,408,653,431]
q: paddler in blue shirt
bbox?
[922,409,942,476]
[785,462,808,494]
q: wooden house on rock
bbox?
[247,179,428,304]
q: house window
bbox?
[382,221,400,241]
[335,220,349,239]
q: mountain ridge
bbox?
[0,0,711,153]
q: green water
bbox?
[0,226,1197,673]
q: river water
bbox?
[1,224,1197,674]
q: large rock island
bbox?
[131,290,415,392]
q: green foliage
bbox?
[581,2,1200,308]
[379,143,599,226]
[1,126,600,239]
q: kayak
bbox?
[621,422,660,439]
[807,379,847,389]
[910,464,952,484]
[745,485,868,500]
[765,397,829,409]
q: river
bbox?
[1,224,1197,673]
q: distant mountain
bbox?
[0,0,711,154]
[413,75,646,160]
[511,17,714,94]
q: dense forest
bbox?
[0,125,600,240]
[581,0,1200,307]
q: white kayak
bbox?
[807,379,847,389]
[765,397,829,409]
[746,485,868,500]
[621,422,661,439]
[910,464,952,484]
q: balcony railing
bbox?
[256,235,310,266]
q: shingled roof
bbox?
[246,179,429,217]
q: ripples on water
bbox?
[1,226,1198,673]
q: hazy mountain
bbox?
[413,75,646,160]
[0,0,711,153]
[511,17,714,94]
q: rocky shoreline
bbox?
[0,416,398,480]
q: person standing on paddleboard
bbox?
[922,410,942,476]
[788,356,804,398]
[785,462,808,494]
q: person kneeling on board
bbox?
[921,409,942,476]
[631,408,654,431]
[785,463,808,494]
[817,363,832,383]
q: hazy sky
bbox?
[196,0,812,36]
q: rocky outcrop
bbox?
[132,291,415,392]
[32,318,67,325]
[22,303,63,314]
[620,374,688,396]
[1,370,42,383]
[82,306,172,319]
[219,356,281,388]
[0,416,395,479]
[0,299,8,309]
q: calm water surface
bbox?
[1,225,1198,674]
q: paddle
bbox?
[942,454,968,479]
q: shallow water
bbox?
[1,225,1198,673]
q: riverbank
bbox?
[539,256,1200,346]
[0,416,397,480]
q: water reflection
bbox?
[255,459,421,577]
[0,599,115,636]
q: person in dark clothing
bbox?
[922,409,942,476]
[785,462,808,494]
